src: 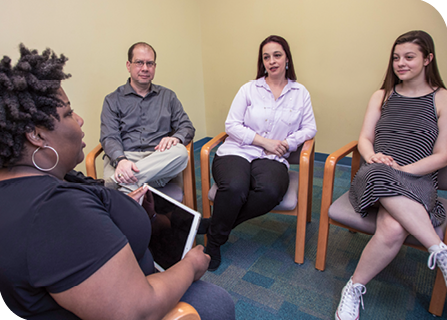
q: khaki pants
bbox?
[104,143,188,193]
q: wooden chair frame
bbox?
[162,302,200,320]
[315,140,447,316]
[200,132,315,264]
[85,142,197,210]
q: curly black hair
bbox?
[0,44,71,168]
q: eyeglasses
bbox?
[131,60,156,68]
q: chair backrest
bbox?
[438,166,447,191]
[286,144,304,165]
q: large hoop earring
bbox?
[32,146,59,172]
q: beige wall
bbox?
[1,0,446,175]
[200,0,447,153]
[0,0,207,173]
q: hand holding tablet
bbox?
[144,184,202,271]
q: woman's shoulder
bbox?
[435,87,447,99]
[366,89,386,109]
[288,80,310,93]
[235,78,267,96]
[16,175,115,205]
[372,89,386,100]
[251,78,265,86]
[435,87,447,115]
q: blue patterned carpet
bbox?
[193,148,447,319]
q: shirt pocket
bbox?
[280,107,302,133]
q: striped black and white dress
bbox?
[349,89,446,227]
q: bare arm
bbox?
[51,244,209,320]
[357,90,394,166]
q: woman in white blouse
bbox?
[205,35,317,271]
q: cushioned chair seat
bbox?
[159,174,184,203]
[329,192,447,246]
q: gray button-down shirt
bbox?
[100,80,195,162]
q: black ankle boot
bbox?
[205,244,221,271]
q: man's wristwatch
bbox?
[112,156,127,168]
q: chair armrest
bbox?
[316,140,359,271]
[299,138,315,170]
[162,302,200,320]
[298,137,315,200]
[86,143,103,179]
[200,132,228,218]
[200,132,228,193]
[183,141,197,210]
[321,141,358,207]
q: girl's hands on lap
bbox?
[367,152,394,166]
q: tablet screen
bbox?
[147,187,200,271]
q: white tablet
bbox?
[145,185,201,272]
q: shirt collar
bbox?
[255,77,299,92]
[123,78,160,97]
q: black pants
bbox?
[207,155,289,247]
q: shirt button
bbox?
[265,119,268,121]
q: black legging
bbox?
[208,154,289,247]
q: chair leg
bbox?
[429,267,446,316]
[295,207,306,264]
[315,218,330,271]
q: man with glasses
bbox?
[100,42,195,193]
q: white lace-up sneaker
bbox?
[428,242,447,285]
[335,278,366,320]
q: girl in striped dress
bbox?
[336,30,447,320]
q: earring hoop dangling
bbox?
[264,69,268,75]
[32,146,59,172]
[286,62,289,70]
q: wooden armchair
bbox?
[200,132,315,264]
[85,142,197,210]
[162,302,200,320]
[315,140,447,316]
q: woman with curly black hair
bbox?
[0,45,235,320]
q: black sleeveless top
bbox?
[350,89,445,227]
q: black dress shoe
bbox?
[205,245,221,271]
[197,218,211,235]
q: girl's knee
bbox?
[376,218,408,245]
